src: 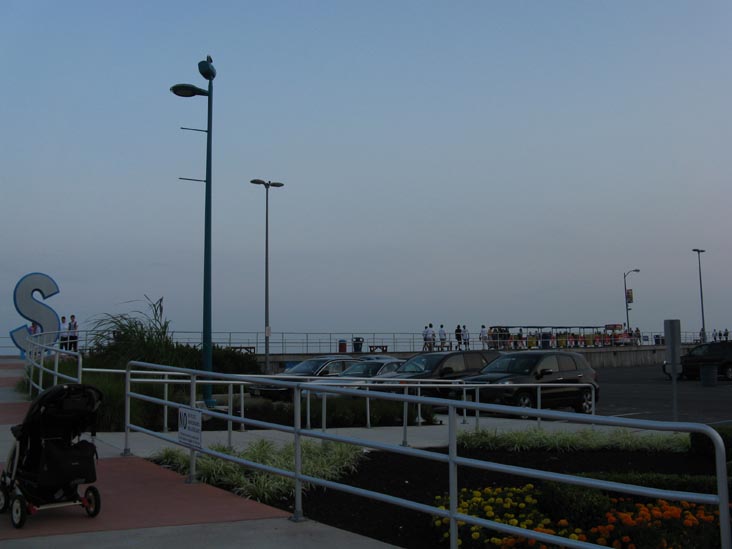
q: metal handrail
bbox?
[123,359,730,549]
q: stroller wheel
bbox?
[10,495,27,529]
[0,483,8,513]
[84,486,101,518]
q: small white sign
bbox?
[178,407,202,449]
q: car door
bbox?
[556,354,581,406]
[533,355,565,407]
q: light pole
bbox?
[623,268,640,333]
[251,179,284,373]
[692,249,707,343]
[171,56,216,407]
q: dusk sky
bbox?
[2,1,730,342]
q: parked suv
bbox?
[375,350,500,396]
[462,351,599,414]
[251,356,362,400]
[681,342,732,381]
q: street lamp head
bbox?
[632,269,640,273]
[198,56,216,81]
[270,182,285,188]
[250,179,266,186]
[692,248,706,254]
[251,179,285,188]
[170,83,209,97]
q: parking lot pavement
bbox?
[596,365,732,425]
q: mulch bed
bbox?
[272,448,716,548]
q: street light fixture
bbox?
[692,249,707,343]
[623,269,640,334]
[251,179,285,373]
[171,56,216,407]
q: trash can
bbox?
[352,337,364,353]
[338,339,347,353]
[700,364,718,387]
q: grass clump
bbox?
[151,439,363,504]
[458,427,690,453]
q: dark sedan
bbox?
[681,342,732,381]
[462,351,599,414]
[251,356,362,400]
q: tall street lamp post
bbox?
[171,56,216,406]
[251,179,285,373]
[623,268,640,333]
[692,248,707,343]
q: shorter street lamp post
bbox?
[692,249,707,343]
[251,179,285,373]
[623,269,640,334]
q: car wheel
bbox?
[514,392,534,418]
[574,389,594,414]
[724,366,732,381]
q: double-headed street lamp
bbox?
[623,268,640,333]
[171,56,216,406]
[692,249,707,343]
[251,179,285,373]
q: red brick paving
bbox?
[0,402,30,425]
[0,457,289,539]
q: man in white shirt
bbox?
[60,315,69,350]
[479,325,488,350]
[462,325,470,350]
[438,324,447,350]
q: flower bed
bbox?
[434,485,723,548]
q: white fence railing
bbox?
[119,360,730,549]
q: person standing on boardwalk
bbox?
[68,315,79,352]
[454,324,462,350]
[60,316,69,350]
[463,325,471,350]
[426,323,436,351]
[479,325,488,350]
[438,324,447,350]
[422,326,430,351]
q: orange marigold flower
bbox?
[622,536,631,543]
[557,519,569,527]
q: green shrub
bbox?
[538,482,612,529]
[689,424,732,458]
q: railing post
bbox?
[461,385,468,424]
[39,349,45,392]
[401,386,409,447]
[240,384,246,432]
[474,387,480,431]
[227,383,234,447]
[186,374,198,484]
[306,391,312,430]
[536,386,542,427]
[53,350,60,386]
[448,404,458,549]
[292,387,304,522]
[77,352,83,383]
[365,386,371,429]
[122,363,132,456]
[162,373,169,433]
[321,393,327,432]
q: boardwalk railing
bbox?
[121,360,731,549]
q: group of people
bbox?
[421,323,493,351]
[711,329,730,342]
[28,315,79,351]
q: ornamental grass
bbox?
[434,485,724,548]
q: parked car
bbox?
[461,351,599,414]
[302,359,405,397]
[251,356,362,400]
[375,350,500,396]
[681,342,732,380]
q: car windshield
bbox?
[481,355,540,375]
[688,344,725,358]
[340,363,382,377]
[286,359,328,375]
[396,354,444,374]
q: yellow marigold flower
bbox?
[472,532,480,540]
[509,519,518,526]
[569,534,578,540]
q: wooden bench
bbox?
[368,345,388,353]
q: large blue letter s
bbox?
[10,272,61,355]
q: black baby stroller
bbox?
[0,383,103,528]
